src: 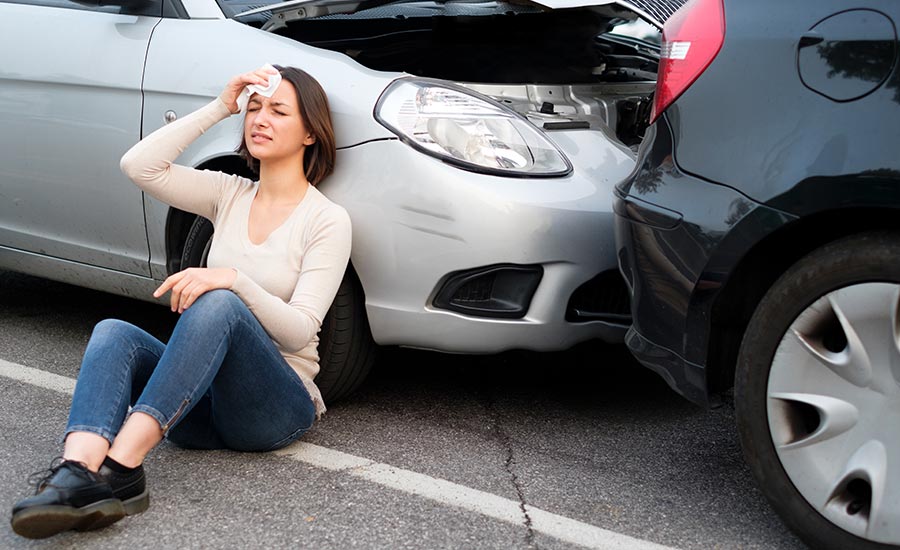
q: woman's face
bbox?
[243,79,314,168]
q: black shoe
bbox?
[98,463,149,516]
[10,459,125,539]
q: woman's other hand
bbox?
[219,65,280,114]
[153,267,238,313]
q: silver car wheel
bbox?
[767,282,900,544]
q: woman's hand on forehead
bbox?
[220,65,281,115]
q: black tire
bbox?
[735,232,900,550]
[180,215,376,402]
[181,216,214,269]
[315,265,376,402]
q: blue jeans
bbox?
[64,289,316,451]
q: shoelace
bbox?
[26,457,90,493]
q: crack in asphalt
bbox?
[502,429,537,550]
[481,389,538,550]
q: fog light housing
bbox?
[432,264,543,319]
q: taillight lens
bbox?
[650,0,725,123]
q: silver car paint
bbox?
[0,4,156,276]
[326,133,634,351]
[0,0,639,352]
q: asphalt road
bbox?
[0,270,806,549]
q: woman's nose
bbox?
[252,110,270,127]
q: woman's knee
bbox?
[90,318,140,345]
[78,319,161,394]
[84,319,161,369]
[173,291,250,340]
[188,289,245,316]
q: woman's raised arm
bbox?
[119,66,279,220]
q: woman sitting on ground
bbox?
[11,64,351,539]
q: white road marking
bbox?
[0,359,76,394]
[1,359,678,550]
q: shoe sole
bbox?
[10,499,126,539]
[122,489,150,516]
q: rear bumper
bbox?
[613,119,766,404]
[624,326,708,406]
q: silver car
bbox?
[0,0,673,400]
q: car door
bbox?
[0,0,161,276]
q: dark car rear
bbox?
[614,0,900,548]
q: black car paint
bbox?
[615,0,900,405]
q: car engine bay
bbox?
[243,0,659,147]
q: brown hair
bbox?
[237,66,336,186]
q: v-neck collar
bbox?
[243,185,312,247]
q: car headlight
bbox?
[375,79,572,177]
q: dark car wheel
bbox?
[314,265,376,402]
[181,215,214,270]
[736,232,900,550]
[181,215,376,403]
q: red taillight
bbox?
[650,0,726,123]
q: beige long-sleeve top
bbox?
[120,97,352,417]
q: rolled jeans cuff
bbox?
[130,403,177,433]
[61,425,117,446]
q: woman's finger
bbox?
[180,282,208,313]
[221,71,267,112]
[241,70,270,87]
[240,75,264,87]
[176,280,192,313]
[153,268,227,311]
[179,280,204,313]
[170,274,193,312]
[152,281,169,299]
[153,271,183,298]
[169,284,181,312]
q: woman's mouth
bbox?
[251,132,272,143]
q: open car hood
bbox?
[235,0,686,30]
[529,0,684,28]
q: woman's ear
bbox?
[304,134,316,146]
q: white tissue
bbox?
[236,64,283,113]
